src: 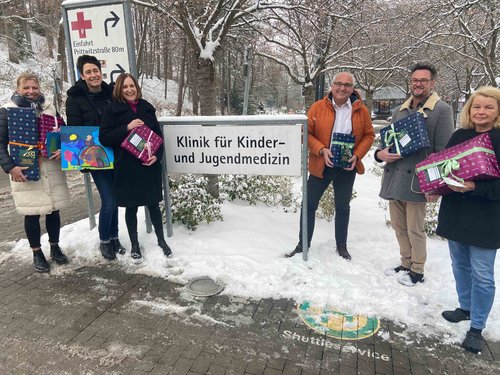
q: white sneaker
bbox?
[398,271,424,287]
[384,265,409,276]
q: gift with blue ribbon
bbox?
[379,112,429,156]
[330,132,355,168]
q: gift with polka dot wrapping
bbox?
[330,132,355,168]
[380,112,430,157]
[6,107,40,181]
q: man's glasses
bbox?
[410,78,430,85]
[333,82,354,88]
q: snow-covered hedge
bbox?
[167,174,360,230]
[168,175,223,230]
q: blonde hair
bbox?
[460,86,500,129]
[16,72,40,89]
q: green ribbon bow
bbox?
[440,158,464,183]
[383,124,401,155]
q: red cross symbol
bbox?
[71,12,92,39]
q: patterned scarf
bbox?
[10,92,46,117]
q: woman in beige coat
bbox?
[0,72,71,273]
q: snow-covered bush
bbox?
[317,185,357,222]
[219,175,296,208]
[373,134,382,149]
[423,201,440,236]
[168,175,223,230]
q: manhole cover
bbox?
[185,276,225,297]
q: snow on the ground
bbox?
[2,151,499,345]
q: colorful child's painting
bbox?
[60,126,114,170]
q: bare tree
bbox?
[135,0,302,197]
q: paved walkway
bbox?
[0,173,499,374]
[0,258,499,374]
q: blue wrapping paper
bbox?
[46,132,61,157]
[330,132,355,168]
[380,112,429,156]
[7,107,39,181]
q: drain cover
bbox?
[185,276,225,297]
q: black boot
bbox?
[99,242,116,260]
[442,308,470,323]
[462,329,483,354]
[285,244,303,258]
[111,238,126,255]
[129,232,142,261]
[33,250,50,273]
[158,239,173,258]
[50,244,69,264]
[336,244,351,261]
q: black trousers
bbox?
[125,204,165,242]
[299,167,356,247]
[24,210,61,249]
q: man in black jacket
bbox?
[66,55,124,260]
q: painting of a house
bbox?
[60,126,114,170]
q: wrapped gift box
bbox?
[120,125,163,163]
[380,112,429,156]
[60,126,114,170]
[416,132,500,195]
[39,114,64,158]
[7,107,39,180]
[46,132,61,157]
[330,132,355,168]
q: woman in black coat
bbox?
[100,73,172,261]
[66,55,124,261]
[436,86,500,354]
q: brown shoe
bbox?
[336,244,351,261]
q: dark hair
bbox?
[76,55,101,74]
[410,63,437,80]
[112,73,142,103]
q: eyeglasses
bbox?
[333,82,354,88]
[410,78,430,85]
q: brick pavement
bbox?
[0,256,498,374]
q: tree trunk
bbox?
[187,50,199,115]
[226,50,232,115]
[57,22,67,82]
[21,17,32,56]
[46,31,55,58]
[196,56,219,197]
[175,39,187,116]
[163,21,169,99]
[304,85,315,111]
[365,91,374,114]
